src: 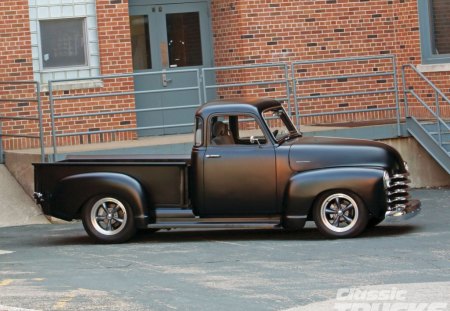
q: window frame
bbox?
[418,0,450,64]
[38,17,90,72]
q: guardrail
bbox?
[291,55,401,135]
[0,81,44,163]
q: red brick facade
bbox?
[0,0,449,151]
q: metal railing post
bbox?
[392,56,401,136]
[291,64,300,128]
[0,119,3,164]
[201,68,208,103]
[401,65,410,118]
[196,69,203,105]
[284,64,292,118]
[36,82,45,163]
[48,81,58,162]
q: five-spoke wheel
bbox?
[82,196,136,243]
[313,191,368,238]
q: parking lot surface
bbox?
[0,189,449,311]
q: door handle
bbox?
[206,154,221,158]
[162,72,172,87]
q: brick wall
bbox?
[0,0,137,151]
[46,0,137,148]
[0,0,38,150]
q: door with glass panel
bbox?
[129,2,213,136]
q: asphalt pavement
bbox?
[0,189,449,311]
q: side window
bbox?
[210,114,267,146]
[235,115,266,144]
[194,117,203,147]
[210,116,232,146]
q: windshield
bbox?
[262,107,300,142]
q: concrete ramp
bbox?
[0,165,48,227]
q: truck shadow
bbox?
[31,223,419,246]
[130,224,419,244]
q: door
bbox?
[129,2,214,136]
[202,114,277,217]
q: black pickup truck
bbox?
[34,98,421,243]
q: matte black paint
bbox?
[34,98,412,231]
[285,167,387,220]
[53,172,150,228]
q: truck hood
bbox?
[287,136,406,173]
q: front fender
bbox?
[284,167,387,219]
[50,172,152,228]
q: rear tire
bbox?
[313,191,368,238]
[82,196,137,243]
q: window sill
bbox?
[40,80,104,92]
[416,63,450,73]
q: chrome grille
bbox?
[386,173,410,212]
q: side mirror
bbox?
[250,136,261,147]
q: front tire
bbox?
[82,196,137,243]
[313,191,368,238]
[367,216,384,228]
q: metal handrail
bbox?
[0,81,44,163]
[1,56,409,162]
[402,64,450,146]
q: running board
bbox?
[148,221,281,229]
[153,208,282,229]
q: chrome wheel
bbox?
[313,190,368,238]
[320,193,358,233]
[90,197,128,236]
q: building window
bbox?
[29,0,100,87]
[418,0,450,64]
[40,18,88,69]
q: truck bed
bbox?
[34,154,191,215]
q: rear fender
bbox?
[284,168,387,219]
[50,172,152,228]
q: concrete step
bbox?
[0,165,49,227]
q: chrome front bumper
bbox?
[385,199,421,222]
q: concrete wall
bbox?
[381,137,450,188]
